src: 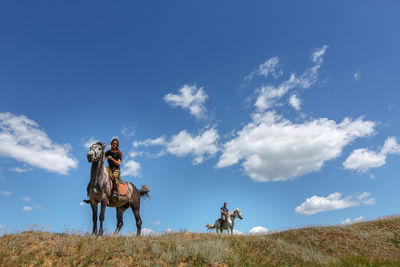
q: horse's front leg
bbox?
[90,202,98,235]
[98,198,107,236]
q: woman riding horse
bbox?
[105,138,123,199]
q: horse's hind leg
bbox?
[130,203,142,236]
[90,202,98,235]
[114,204,129,236]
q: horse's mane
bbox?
[95,141,105,148]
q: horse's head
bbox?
[234,208,243,220]
[87,142,105,163]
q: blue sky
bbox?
[1,1,400,235]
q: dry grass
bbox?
[1,216,400,266]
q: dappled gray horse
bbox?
[86,142,150,236]
[206,208,243,234]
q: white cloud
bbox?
[121,126,136,138]
[23,206,33,212]
[164,84,208,119]
[128,151,142,158]
[381,137,400,154]
[217,111,375,182]
[0,191,11,196]
[22,197,31,202]
[141,228,156,236]
[343,149,385,172]
[245,57,283,82]
[295,192,375,215]
[9,165,31,173]
[249,226,269,234]
[311,45,328,64]
[166,128,219,164]
[0,112,78,175]
[341,216,363,225]
[153,221,161,225]
[343,137,400,173]
[233,229,244,235]
[165,228,173,233]
[353,71,361,81]
[84,137,99,149]
[357,192,376,206]
[79,201,86,207]
[0,224,4,231]
[121,159,141,177]
[254,45,328,112]
[135,128,220,165]
[289,93,301,111]
[133,136,166,148]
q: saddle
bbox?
[106,167,128,196]
[109,179,128,196]
[218,218,227,227]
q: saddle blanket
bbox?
[109,180,128,195]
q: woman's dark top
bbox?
[105,150,122,169]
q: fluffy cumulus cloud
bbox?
[164,84,208,119]
[84,137,99,149]
[233,229,244,235]
[166,129,219,164]
[255,45,328,112]
[134,128,219,165]
[295,192,375,215]
[244,57,283,82]
[217,111,375,182]
[121,159,141,177]
[249,226,269,235]
[343,137,400,173]
[341,216,363,225]
[0,112,78,175]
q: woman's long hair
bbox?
[111,138,123,157]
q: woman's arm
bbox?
[107,156,121,167]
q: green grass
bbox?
[1,216,400,266]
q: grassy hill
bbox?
[1,216,400,266]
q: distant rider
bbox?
[220,202,229,224]
[105,138,123,200]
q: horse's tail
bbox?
[206,224,215,229]
[139,185,150,200]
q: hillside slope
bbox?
[1,216,400,266]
